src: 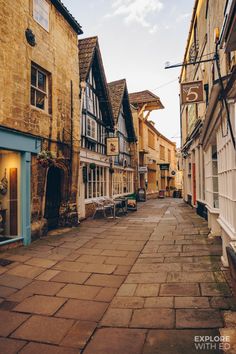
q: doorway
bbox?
[44,166,62,230]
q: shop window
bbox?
[0,150,21,243]
[212,145,219,208]
[31,64,50,112]
[112,170,133,196]
[85,165,107,200]
[33,0,50,31]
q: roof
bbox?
[79,36,114,129]
[78,36,99,82]
[129,90,164,109]
[51,0,83,34]
[108,79,136,142]
[108,79,126,121]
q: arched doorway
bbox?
[44,166,62,230]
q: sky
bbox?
[63,0,195,146]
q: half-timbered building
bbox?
[78,37,114,218]
[108,79,137,197]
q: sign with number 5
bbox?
[181,81,204,104]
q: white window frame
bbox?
[112,169,134,197]
[31,64,48,112]
[33,0,50,32]
[85,164,108,201]
[86,117,97,141]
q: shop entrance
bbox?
[44,166,62,230]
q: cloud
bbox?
[176,13,191,23]
[106,0,163,33]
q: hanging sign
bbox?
[106,137,119,156]
[181,81,204,104]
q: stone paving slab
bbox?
[0,310,29,337]
[55,299,108,321]
[13,294,66,315]
[11,315,74,344]
[19,342,79,354]
[0,337,26,354]
[83,328,146,354]
[143,329,221,354]
[0,198,235,353]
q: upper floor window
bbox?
[148,130,155,149]
[31,64,48,111]
[87,117,97,140]
[160,145,165,160]
[33,0,50,31]
[168,149,171,162]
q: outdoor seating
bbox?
[92,197,115,219]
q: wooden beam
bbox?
[138,104,147,118]
[144,111,151,121]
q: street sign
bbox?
[160,164,169,170]
[181,80,204,104]
[138,166,148,173]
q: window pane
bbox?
[33,0,49,31]
[36,91,45,109]
[31,88,36,106]
[31,67,37,86]
[38,71,46,91]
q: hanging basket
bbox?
[37,150,56,168]
[89,163,96,170]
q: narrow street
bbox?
[0,198,235,353]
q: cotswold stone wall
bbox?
[0,0,81,237]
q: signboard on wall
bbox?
[138,166,148,173]
[106,137,119,156]
[160,164,170,171]
[181,81,204,104]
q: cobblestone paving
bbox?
[0,199,235,353]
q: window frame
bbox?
[33,0,50,32]
[31,64,49,112]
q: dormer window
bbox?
[33,0,50,31]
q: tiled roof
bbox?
[78,36,98,82]
[108,79,126,121]
[129,90,164,108]
[51,0,83,34]
[108,79,136,142]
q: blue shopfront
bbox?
[0,128,41,246]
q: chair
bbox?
[92,198,115,219]
[92,199,106,219]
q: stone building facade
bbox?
[180,0,236,265]
[0,0,82,246]
[130,91,177,198]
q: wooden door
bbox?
[44,167,62,230]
